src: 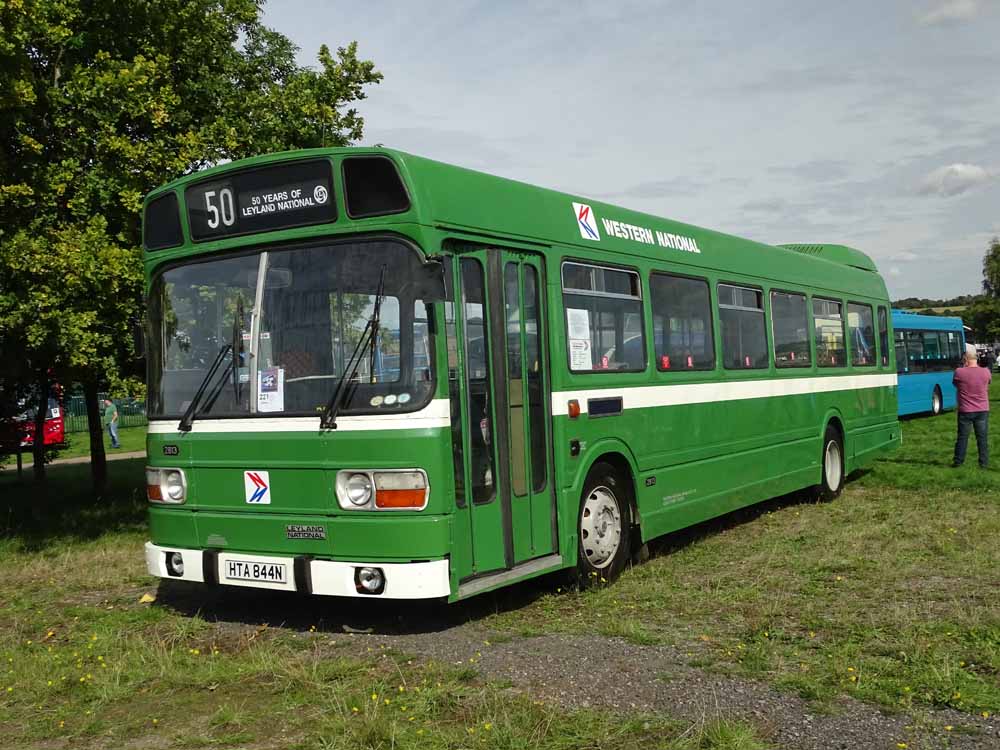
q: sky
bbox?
[264,0,1000,300]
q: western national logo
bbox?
[573,202,600,241]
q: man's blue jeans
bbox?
[954,411,988,467]
[107,422,120,449]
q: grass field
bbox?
[1,388,998,748]
[1,426,146,469]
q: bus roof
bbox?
[891,309,965,332]
[145,146,888,298]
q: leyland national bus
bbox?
[891,309,965,417]
[141,148,900,602]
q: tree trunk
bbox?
[32,371,48,481]
[84,380,107,492]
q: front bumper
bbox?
[144,542,451,599]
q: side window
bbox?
[771,291,810,368]
[718,283,768,369]
[946,330,962,365]
[814,298,846,368]
[904,330,925,373]
[877,306,889,367]
[562,263,645,372]
[650,273,714,370]
[461,258,496,504]
[444,262,465,506]
[848,303,875,367]
[895,331,907,373]
[922,330,941,370]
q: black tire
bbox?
[931,387,942,416]
[817,425,845,501]
[576,462,631,587]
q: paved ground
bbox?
[158,581,1000,750]
[4,449,145,468]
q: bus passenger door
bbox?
[447,248,556,581]
[498,252,556,565]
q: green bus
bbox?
[141,147,900,601]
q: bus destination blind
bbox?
[186,160,336,241]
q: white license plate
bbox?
[225,559,287,584]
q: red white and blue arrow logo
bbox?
[244,470,271,504]
[572,202,600,241]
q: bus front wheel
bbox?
[931,387,942,416]
[576,462,631,586]
[816,426,845,501]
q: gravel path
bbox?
[341,627,998,750]
[160,582,1000,750]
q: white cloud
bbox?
[889,250,920,262]
[917,163,994,196]
[918,0,979,25]
[889,267,902,277]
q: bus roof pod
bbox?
[778,244,879,273]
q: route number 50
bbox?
[204,188,236,229]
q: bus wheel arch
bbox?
[574,450,638,586]
[931,386,943,415]
[816,417,845,501]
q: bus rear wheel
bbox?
[816,426,845,501]
[576,462,631,587]
[931,387,942,416]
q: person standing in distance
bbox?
[952,347,991,468]
[103,398,120,449]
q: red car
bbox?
[0,387,66,450]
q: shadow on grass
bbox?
[0,458,147,551]
[154,482,844,637]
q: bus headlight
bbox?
[336,470,428,510]
[146,467,186,504]
[354,566,385,594]
[164,471,185,501]
[345,473,373,506]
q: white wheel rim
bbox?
[933,393,941,413]
[580,486,622,570]
[825,440,842,491]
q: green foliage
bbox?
[0,0,381,471]
[982,236,1000,299]
[960,297,1000,342]
[892,294,976,309]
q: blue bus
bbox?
[892,309,965,416]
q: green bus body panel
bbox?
[143,146,900,600]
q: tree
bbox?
[0,0,382,488]
[983,237,1000,298]
[961,298,1000,343]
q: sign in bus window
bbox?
[186,159,335,242]
[562,262,645,372]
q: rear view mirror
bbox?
[132,317,146,360]
[419,258,446,302]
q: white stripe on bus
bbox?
[550,373,897,415]
[147,398,451,434]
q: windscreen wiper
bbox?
[177,343,232,432]
[320,265,387,429]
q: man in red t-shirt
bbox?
[952,350,992,468]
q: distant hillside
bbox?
[892,295,977,310]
